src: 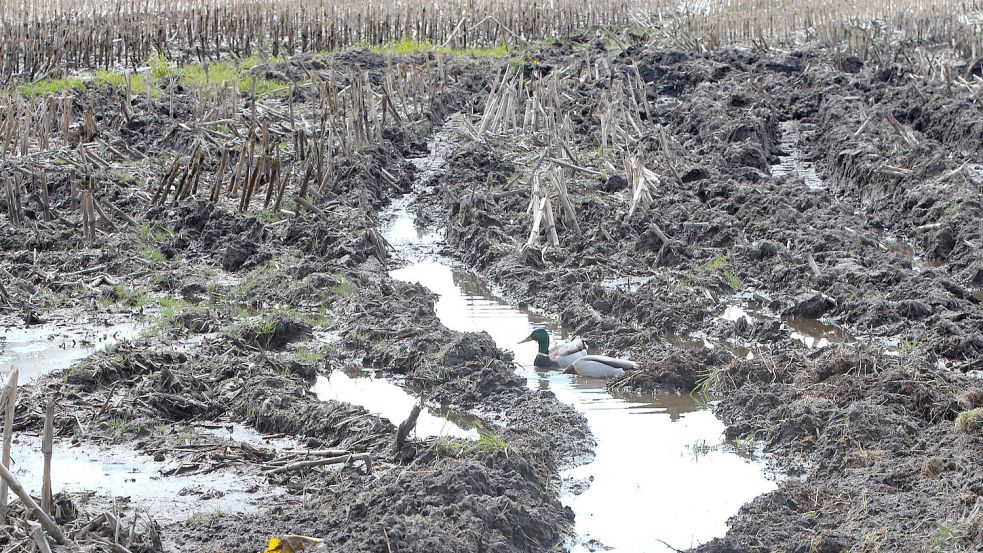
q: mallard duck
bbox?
[564,355,639,378]
[519,328,587,369]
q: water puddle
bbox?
[965,164,983,185]
[311,367,476,439]
[785,317,853,348]
[9,435,281,525]
[600,275,654,293]
[668,331,753,359]
[878,233,945,272]
[720,301,854,349]
[196,422,304,451]
[379,124,777,552]
[381,192,444,259]
[771,120,824,191]
[391,258,775,550]
[0,319,145,382]
[301,331,473,439]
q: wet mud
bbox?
[1,31,982,553]
[416,42,983,552]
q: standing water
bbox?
[1,318,145,382]
[378,123,777,551]
[312,367,477,439]
[771,120,823,191]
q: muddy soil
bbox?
[2,30,983,553]
[418,42,983,551]
[1,50,589,552]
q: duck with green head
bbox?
[519,328,639,378]
[519,328,587,369]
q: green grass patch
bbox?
[135,223,172,263]
[137,223,172,244]
[956,408,983,434]
[724,271,744,290]
[137,247,167,263]
[157,297,214,333]
[232,317,279,348]
[435,436,466,460]
[17,77,85,97]
[331,274,359,298]
[927,519,963,552]
[368,39,508,57]
[292,347,324,363]
[233,260,279,300]
[159,297,188,319]
[16,67,152,98]
[692,254,729,274]
[169,53,289,95]
[13,52,291,99]
[149,52,169,79]
[93,69,125,88]
[107,416,131,436]
[694,366,724,398]
[230,309,309,349]
[101,284,151,308]
[246,208,281,224]
[470,425,509,454]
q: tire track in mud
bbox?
[379,117,777,552]
[409,45,983,553]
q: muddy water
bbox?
[720,302,854,349]
[198,422,304,450]
[0,319,145,382]
[379,125,777,552]
[311,366,477,439]
[10,434,283,525]
[771,120,823,191]
[879,233,947,272]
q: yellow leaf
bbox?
[264,534,323,553]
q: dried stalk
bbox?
[0,367,18,523]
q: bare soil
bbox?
[2,33,983,553]
[420,41,983,552]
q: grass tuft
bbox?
[18,77,84,97]
[292,347,324,363]
[955,408,983,434]
[724,271,744,290]
[368,39,508,57]
[926,519,963,552]
[692,255,729,274]
[107,416,131,435]
[470,424,509,454]
[694,366,723,397]
[434,436,465,460]
[331,274,359,298]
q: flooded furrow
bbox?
[9,434,287,527]
[376,121,777,552]
[311,365,477,439]
[720,300,855,350]
[771,120,823,191]
[1,318,145,382]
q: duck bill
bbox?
[518,335,534,344]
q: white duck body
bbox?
[566,355,639,378]
[549,337,588,367]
